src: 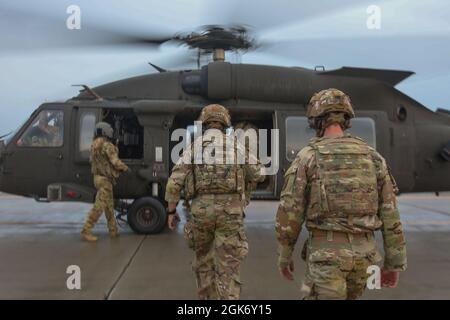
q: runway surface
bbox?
[0,192,449,300]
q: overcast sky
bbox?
[0,0,449,133]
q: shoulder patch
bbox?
[285,146,314,177]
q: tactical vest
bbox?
[192,134,244,195]
[90,137,121,181]
[306,136,379,222]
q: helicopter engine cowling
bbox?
[182,61,315,103]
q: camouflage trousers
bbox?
[184,194,248,300]
[302,230,382,300]
[82,175,117,234]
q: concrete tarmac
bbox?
[0,192,449,300]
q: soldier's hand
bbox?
[280,261,295,281]
[168,212,180,231]
[381,269,399,288]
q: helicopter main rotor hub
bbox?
[174,25,254,62]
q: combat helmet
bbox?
[306,88,355,135]
[95,122,114,139]
[198,104,231,128]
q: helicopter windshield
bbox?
[3,118,28,145]
[16,110,64,148]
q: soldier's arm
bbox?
[165,148,193,205]
[375,153,407,271]
[275,149,311,269]
[104,142,128,172]
[242,146,265,184]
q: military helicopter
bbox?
[0,24,449,235]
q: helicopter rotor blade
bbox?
[0,1,175,52]
[199,0,375,33]
[0,0,381,53]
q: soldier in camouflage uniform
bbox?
[276,88,407,299]
[165,104,264,300]
[81,122,129,242]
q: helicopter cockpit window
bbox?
[16,110,64,148]
[286,116,377,161]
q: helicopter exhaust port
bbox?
[441,142,450,161]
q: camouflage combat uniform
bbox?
[276,134,407,299]
[165,129,264,300]
[82,137,128,237]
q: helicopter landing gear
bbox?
[127,197,167,234]
[114,199,130,228]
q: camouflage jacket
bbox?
[165,131,265,204]
[90,137,128,182]
[275,134,407,271]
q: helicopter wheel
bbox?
[127,197,167,234]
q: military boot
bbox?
[81,231,98,242]
[109,229,120,238]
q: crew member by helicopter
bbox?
[81,122,129,242]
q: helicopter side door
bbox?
[71,107,100,190]
[2,104,69,198]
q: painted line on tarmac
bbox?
[104,234,147,300]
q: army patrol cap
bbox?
[306,88,355,119]
[199,104,231,127]
[95,122,114,139]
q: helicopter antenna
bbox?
[72,84,103,101]
[148,62,167,73]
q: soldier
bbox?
[276,88,407,300]
[165,104,264,300]
[81,122,129,242]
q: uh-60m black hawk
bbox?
[0,25,449,234]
